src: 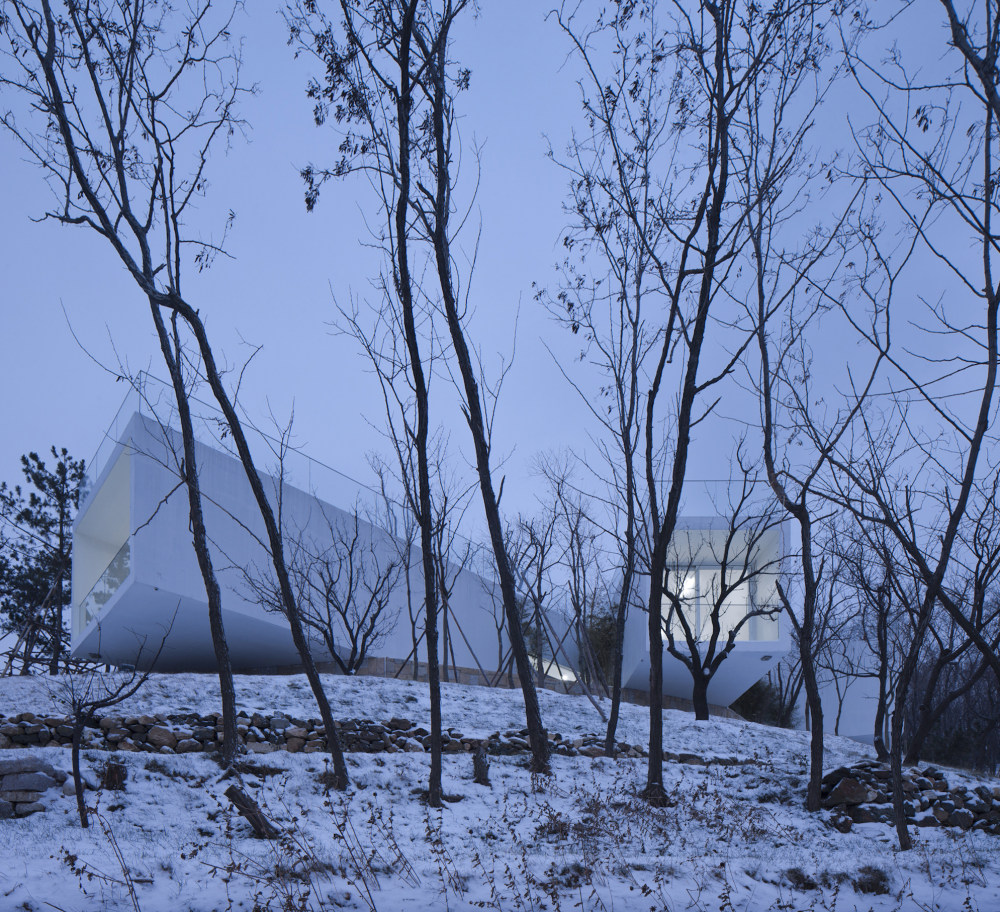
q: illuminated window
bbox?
[663,565,756,642]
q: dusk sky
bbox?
[0,2,606,519]
[0,2,965,530]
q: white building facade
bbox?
[72,396,788,707]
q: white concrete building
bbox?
[71,398,788,707]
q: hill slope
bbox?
[0,673,997,911]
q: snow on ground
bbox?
[1,672,998,911]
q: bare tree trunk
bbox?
[424,38,548,774]
[173,298,349,789]
[801,650,824,812]
[71,718,88,829]
[873,593,891,762]
[645,546,666,797]
[691,674,709,722]
[604,560,634,755]
[149,304,239,766]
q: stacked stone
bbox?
[0,710,659,758]
[823,760,1000,834]
[0,710,756,768]
[0,756,67,818]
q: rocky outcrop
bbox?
[823,760,1000,835]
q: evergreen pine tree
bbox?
[0,447,86,674]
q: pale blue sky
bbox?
[0,3,600,517]
[0,2,969,532]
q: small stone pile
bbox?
[0,756,67,818]
[0,710,655,759]
[823,760,1000,834]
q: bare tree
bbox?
[825,0,1000,848]
[51,627,169,828]
[404,1,553,774]
[251,504,403,676]
[0,1,349,783]
[289,0,475,801]
[557,0,837,800]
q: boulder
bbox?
[247,741,277,754]
[0,800,12,820]
[1,772,58,792]
[822,778,873,807]
[821,766,852,787]
[948,809,975,830]
[0,757,58,778]
[831,814,853,833]
[14,802,44,817]
[849,805,892,824]
[1,786,45,802]
[146,726,177,750]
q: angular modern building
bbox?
[71,396,787,708]
[71,409,499,674]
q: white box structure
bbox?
[72,397,787,708]
[619,519,788,707]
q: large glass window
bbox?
[663,565,758,642]
[78,540,131,628]
[72,448,131,635]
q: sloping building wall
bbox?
[71,412,502,673]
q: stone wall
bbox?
[0,756,67,819]
[5,708,1000,838]
[0,709,658,759]
[823,759,1000,835]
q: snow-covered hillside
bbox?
[0,672,997,911]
